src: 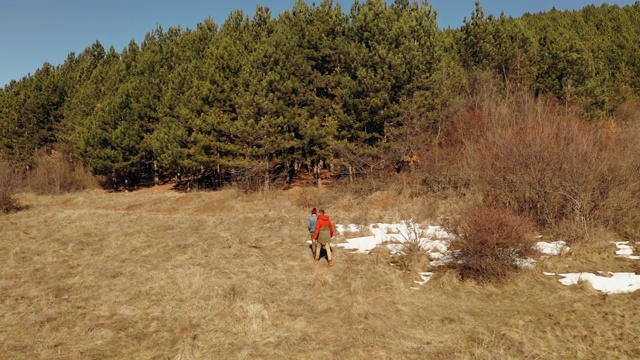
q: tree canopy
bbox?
[1,0,639,189]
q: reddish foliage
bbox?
[444,206,536,283]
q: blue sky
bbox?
[0,0,637,87]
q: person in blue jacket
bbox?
[308,208,318,257]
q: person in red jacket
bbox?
[313,209,335,267]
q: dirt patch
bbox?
[175,195,191,203]
[195,201,217,214]
[120,204,143,212]
[135,183,176,194]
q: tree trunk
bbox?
[287,159,298,185]
[264,158,270,191]
[314,159,322,188]
[153,159,159,186]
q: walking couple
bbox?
[308,208,335,267]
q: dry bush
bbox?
[337,200,374,225]
[394,192,440,225]
[0,194,19,214]
[26,150,97,194]
[600,115,640,239]
[0,160,21,214]
[454,94,640,239]
[339,171,440,222]
[392,242,429,273]
[418,142,468,197]
[306,175,395,225]
[443,205,536,283]
[466,70,502,111]
[391,219,431,272]
[614,97,640,125]
[336,171,391,198]
[291,185,339,210]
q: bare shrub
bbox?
[454,94,640,239]
[26,150,97,194]
[614,97,640,126]
[291,185,341,213]
[383,97,435,174]
[392,219,431,272]
[293,186,327,209]
[419,134,469,197]
[443,206,536,283]
[393,242,429,272]
[0,160,21,214]
[337,172,391,198]
[0,194,19,214]
[466,70,502,111]
[596,120,640,239]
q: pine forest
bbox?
[1,1,640,191]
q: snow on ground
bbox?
[543,272,640,294]
[535,240,568,256]
[330,221,640,294]
[614,241,640,260]
[410,272,434,290]
[542,241,640,294]
[336,221,450,257]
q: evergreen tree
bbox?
[0,62,64,165]
[147,18,222,187]
[341,0,441,173]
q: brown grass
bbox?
[1,187,639,359]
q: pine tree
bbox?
[0,62,64,165]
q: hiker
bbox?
[308,208,318,257]
[313,209,335,267]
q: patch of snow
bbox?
[387,243,405,256]
[422,239,450,253]
[613,241,640,260]
[515,257,537,268]
[424,225,450,239]
[336,221,451,254]
[535,241,568,256]
[330,221,640,294]
[429,251,458,267]
[335,224,362,235]
[410,272,434,289]
[548,272,640,294]
[337,235,383,253]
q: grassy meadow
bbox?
[1,183,639,359]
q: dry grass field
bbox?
[1,184,639,359]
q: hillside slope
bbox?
[1,187,639,359]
